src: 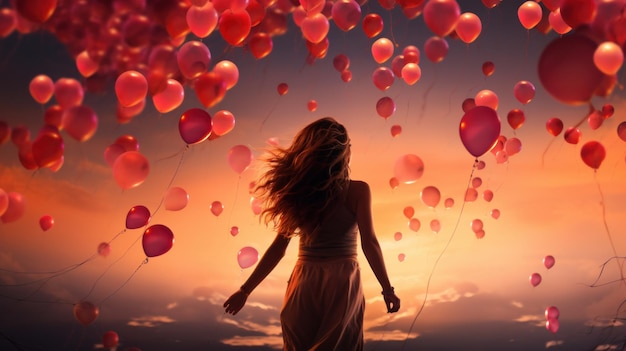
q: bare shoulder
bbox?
[348,180,371,205]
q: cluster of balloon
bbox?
[332,54,352,83]
[529,255,556,288]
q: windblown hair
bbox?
[254,117,351,243]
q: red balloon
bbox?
[618,121,626,142]
[228,144,253,174]
[331,0,362,32]
[393,154,424,184]
[507,109,525,130]
[237,246,259,268]
[481,61,495,77]
[546,117,564,136]
[459,106,501,158]
[277,82,289,96]
[14,0,57,23]
[513,80,535,104]
[546,318,559,334]
[142,224,175,257]
[362,13,383,38]
[211,201,224,216]
[301,13,330,44]
[529,272,542,287]
[580,140,606,170]
[194,72,227,108]
[564,127,581,144]
[102,331,119,348]
[61,105,98,142]
[112,151,150,190]
[54,78,84,109]
[424,36,449,63]
[73,301,99,326]
[545,305,560,320]
[462,98,476,112]
[333,54,350,72]
[543,255,556,269]
[115,71,148,108]
[560,0,597,29]
[179,108,212,145]
[421,185,441,208]
[177,40,211,80]
[29,75,54,104]
[423,0,460,36]
[403,206,414,219]
[249,32,273,59]
[32,127,64,168]
[39,214,54,231]
[372,67,395,91]
[538,34,605,105]
[97,242,111,257]
[376,96,396,119]
[126,205,151,229]
[219,10,252,46]
[187,2,219,38]
[0,8,17,38]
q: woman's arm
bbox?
[223,233,291,315]
[353,180,401,313]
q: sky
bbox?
[1,0,626,350]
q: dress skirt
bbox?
[280,257,364,351]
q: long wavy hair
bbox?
[254,117,351,243]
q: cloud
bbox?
[127,315,176,327]
[511,300,524,309]
[585,318,625,328]
[220,335,283,348]
[546,340,564,348]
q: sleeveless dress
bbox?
[280,200,364,351]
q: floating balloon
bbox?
[376,96,396,119]
[549,8,571,35]
[530,272,542,287]
[186,2,219,38]
[32,127,64,168]
[250,197,263,215]
[546,318,559,334]
[112,151,150,190]
[618,121,626,142]
[580,141,606,170]
[372,67,394,91]
[372,37,394,64]
[421,186,441,208]
[115,70,148,108]
[331,0,362,32]
[39,215,54,231]
[249,32,273,59]
[142,224,174,257]
[394,232,402,241]
[164,187,189,211]
[97,242,111,257]
[483,189,494,202]
[54,78,84,109]
[393,154,424,184]
[194,72,227,108]
[228,144,253,174]
[424,36,449,63]
[408,218,421,232]
[389,177,400,189]
[29,74,54,104]
[102,331,119,349]
[517,1,542,29]
[73,301,99,326]
[594,41,624,75]
[491,208,500,219]
[455,12,482,43]
[444,197,454,209]
[218,9,252,46]
[212,110,236,136]
[152,79,184,114]
[307,100,318,112]
[126,205,151,229]
[482,61,495,77]
[543,255,555,269]
[62,105,98,142]
[301,13,329,44]
[403,206,414,219]
[230,226,239,236]
[401,63,421,85]
[277,82,289,96]
[398,253,406,262]
[560,0,596,29]
[459,106,501,158]
[545,305,560,320]
[546,118,564,136]
[237,246,259,268]
[474,89,498,110]
[423,0,461,36]
[0,192,25,224]
[179,108,212,145]
[216,61,240,90]
[430,219,441,233]
[513,80,535,104]
[507,109,525,130]
[390,124,402,137]
[362,13,383,38]
[471,218,483,233]
[210,201,224,216]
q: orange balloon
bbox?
[194,72,227,108]
[115,71,148,108]
[29,75,54,104]
[112,151,150,190]
[152,79,184,114]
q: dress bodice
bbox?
[298,202,358,259]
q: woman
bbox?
[223,117,400,350]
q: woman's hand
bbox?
[384,293,400,313]
[223,289,248,315]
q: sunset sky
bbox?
[1,0,626,350]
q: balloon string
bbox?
[152,145,189,216]
[228,175,242,229]
[401,159,477,350]
[593,171,625,285]
[419,68,437,121]
[259,95,280,133]
[98,258,148,306]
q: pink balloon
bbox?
[97,242,111,257]
[455,12,482,43]
[177,40,211,80]
[376,96,396,119]
[301,13,329,44]
[546,318,559,333]
[594,41,624,75]
[393,154,424,184]
[517,1,542,29]
[420,185,441,208]
[212,110,236,136]
[474,89,498,110]
[424,36,449,63]
[471,177,482,188]
[61,105,98,142]
[529,272,542,287]
[186,2,218,38]
[126,205,150,229]
[401,63,421,85]
[228,144,253,174]
[459,106,501,158]
[307,100,318,112]
[164,186,189,211]
[250,197,263,215]
[471,218,483,233]
[491,208,500,219]
[394,232,402,241]
[112,151,150,190]
[372,67,394,91]
[1,192,25,224]
[390,124,402,137]
[371,37,394,64]
[504,137,522,156]
[331,0,361,31]
[237,246,259,268]
[543,255,556,269]
[549,8,571,35]
[142,224,174,257]
[179,108,212,145]
[483,189,494,202]
[213,60,239,90]
[423,0,461,36]
[389,177,400,189]
[29,74,54,104]
[54,78,84,109]
[430,219,441,233]
[545,305,560,320]
[444,197,454,209]
[210,201,224,216]
[398,253,406,262]
[513,80,536,104]
[115,71,148,108]
[465,187,478,201]
[39,214,54,231]
[408,217,421,232]
[152,79,184,114]
[230,226,240,236]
